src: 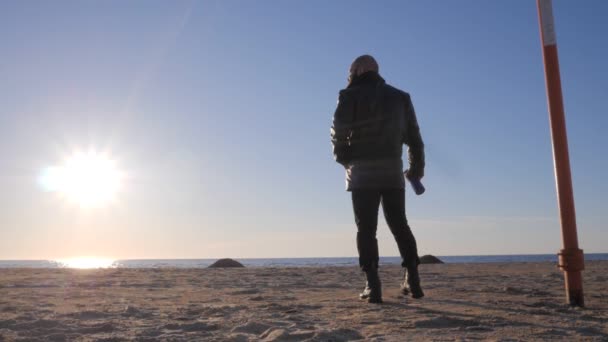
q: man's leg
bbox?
[381,188,424,298]
[380,189,419,267]
[352,190,382,271]
[352,189,382,303]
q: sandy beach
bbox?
[1,261,607,341]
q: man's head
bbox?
[349,55,379,82]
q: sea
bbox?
[0,254,607,268]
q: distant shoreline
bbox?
[1,253,607,268]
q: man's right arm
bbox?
[331,90,355,166]
[403,94,425,179]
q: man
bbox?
[331,55,425,304]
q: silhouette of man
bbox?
[331,55,425,303]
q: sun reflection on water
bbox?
[57,258,116,269]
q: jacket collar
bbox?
[348,71,385,88]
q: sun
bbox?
[40,150,124,208]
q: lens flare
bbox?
[57,257,116,269]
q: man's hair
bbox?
[349,55,379,78]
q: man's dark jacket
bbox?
[331,71,424,191]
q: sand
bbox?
[0,262,607,341]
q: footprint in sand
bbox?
[414,316,478,329]
[230,289,261,295]
[164,321,218,332]
[64,310,109,320]
[231,321,272,335]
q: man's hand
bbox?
[405,168,424,181]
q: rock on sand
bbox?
[208,258,245,268]
[419,255,444,264]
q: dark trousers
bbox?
[352,188,419,271]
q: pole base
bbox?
[562,266,585,307]
[567,288,585,307]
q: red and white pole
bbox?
[537,0,584,307]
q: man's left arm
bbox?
[403,94,425,179]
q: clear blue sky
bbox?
[1,1,606,259]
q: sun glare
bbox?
[58,258,116,269]
[40,150,123,208]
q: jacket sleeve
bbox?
[403,94,425,178]
[330,90,355,166]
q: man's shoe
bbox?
[399,280,409,296]
[359,281,371,299]
[401,268,424,299]
[362,266,383,303]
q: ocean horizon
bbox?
[1,253,607,268]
